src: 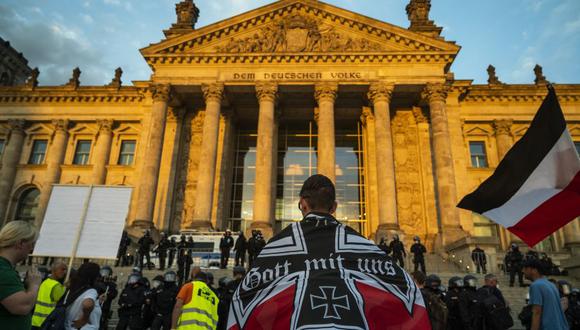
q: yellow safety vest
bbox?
[177,281,220,330]
[31,278,62,327]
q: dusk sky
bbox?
[0,0,578,86]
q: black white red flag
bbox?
[458,86,580,247]
[227,213,431,330]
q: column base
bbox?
[250,221,274,240]
[374,223,400,243]
[565,242,580,256]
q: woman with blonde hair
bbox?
[0,220,42,329]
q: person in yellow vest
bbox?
[31,261,67,329]
[171,271,219,330]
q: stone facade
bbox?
[0,0,579,256]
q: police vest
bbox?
[32,278,62,327]
[177,281,219,330]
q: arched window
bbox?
[15,188,40,221]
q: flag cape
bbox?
[227,213,431,330]
[458,86,580,247]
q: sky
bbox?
[0,0,578,86]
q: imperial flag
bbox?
[227,213,431,330]
[458,86,580,247]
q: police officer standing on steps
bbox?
[95,265,118,330]
[156,232,170,271]
[389,234,406,268]
[138,230,155,270]
[220,230,234,269]
[247,230,258,266]
[459,274,484,330]
[151,271,179,330]
[234,231,247,267]
[445,276,463,330]
[471,245,487,274]
[177,234,188,286]
[505,243,524,287]
[410,236,427,273]
[167,236,177,269]
[117,272,147,330]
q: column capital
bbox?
[151,84,172,103]
[360,106,375,126]
[7,119,26,132]
[51,119,70,133]
[167,107,186,122]
[255,82,278,103]
[421,83,449,103]
[412,107,429,124]
[96,119,114,133]
[314,82,338,104]
[202,82,225,103]
[367,82,394,103]
[313,107,320,123]
[493,119,513,136]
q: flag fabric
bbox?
[227,212,431,330]
[458,86,580,247]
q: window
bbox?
[0,139,5,159]
[469,141,488,168]
[73,140,92,165]
[575,142,580,155]
[15,188,40,221]
[28,140,48,165]
[118,140,136,165]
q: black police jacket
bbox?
[118,285,147,316]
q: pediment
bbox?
[141,0,459,62]
[464,125,493,137]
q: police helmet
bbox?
[233,266,246,276]
[463,275,478,288]
[164,271,177,283]
[100,265,113,278]
[131,266,142,275]
[127,273,141,285]
[413,236,420,242]
[425,274,442,289]
[448,276,463,289]
[219,276,233,288]
[152,275,164,289]
[558,280,572,296]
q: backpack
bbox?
[40,287,90,330]
[478,287,514,330]
[518,304,533,329]
[421,289,448,330]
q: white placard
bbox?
[33,185,133,259]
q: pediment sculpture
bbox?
[216,13,383,53]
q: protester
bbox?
[234,231,247,267]
[138,230,155,270]
[116,272,147,329]
[172,271,219,330]
[31,261,67,329]
[389,234,406,268]
[445,276,464,330]
[471,245,487,274]
[459,274,484,329]
[167,237,177,269]
[227,175,430,328]
[505,243,524,287]
[151,271,179,330]
[64,262,102,330]
[219,230,234,269]
[156,232,171,271]
[477,274,513,330]
[411,236,427,273]
[0,221,41,329]
[95,265,118,330]
[523,258,569,330]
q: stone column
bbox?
[360,108,379,238]
[133,84,171,229]
[563,219,580,254]
[314,83,338,182]
[0,119,26,223]
[36,119,70,226]
[368,82,399,238]
[191,83,224,229]
[493,119,517,248]
[422,83,465,245]
[91,119,114,185]
[252,82,278,238]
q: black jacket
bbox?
[220,236,234,249]
[118,284,147,316]
[410,243,426,260]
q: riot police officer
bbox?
[459,274,484,330]
[424,274,447,330]
[505,243,524,287]
[151,271,179,330]
[247,230,258,266]
[167,237,177,269]
[116,273,147,330]
[410,236,427,273]
[445,276,463,330]
[389,234,406,268]
[96,265,118,330]
[156,232,171,271]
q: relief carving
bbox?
[217,13,383,53]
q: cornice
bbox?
[450,82,580,103]
[0,86,147,104]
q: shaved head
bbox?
[51,261,67,282]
